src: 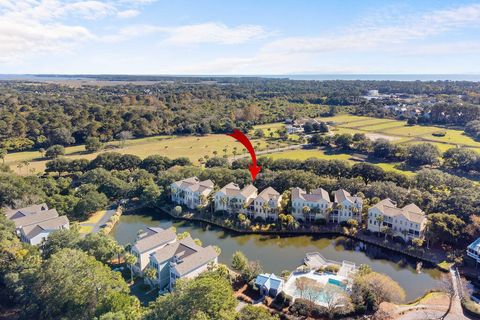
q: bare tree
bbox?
[322,284,353,319]
[117,131,133,148]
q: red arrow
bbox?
[227,129,262,182]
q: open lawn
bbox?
[323,114,480,151]
[264,148,416,176]
[5,124,292,174]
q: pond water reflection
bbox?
[112,211,444,300]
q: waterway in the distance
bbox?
[112,211,444,301]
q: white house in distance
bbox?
[291,187,333,222]
[331,189,363,223]
[252,187,283,221]
[171,177,214,209]
[214,182,258,214]
[131,227,177,275]
[149,235,219,292]
[367,198,427,241]
[467,238,480,265]
[5,205,70,245]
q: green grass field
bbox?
[5,115,480,177]
[5,124,291,175]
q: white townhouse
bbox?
[131,227,177,275]
[291,187,333,222]
[252,187,283,221]
[214,182,258,214]
[367,199,427,241]
[170,177,214,209]
[331,189,363,223]
[5,206,70,245]
[149,236,219,292]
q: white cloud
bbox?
[103,22,269,45]
[163,22,269,45]
[262,4,480,55]
[117,9,140,18]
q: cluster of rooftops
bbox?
[4,204,70,245]
[170,176,427,241]
[131,226,219,292]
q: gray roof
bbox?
[133,227,176,253]
[256,187,280,202]
[21,216,69,239]
[151,236,218,276]
[5,203,48,220]
[12,209,59,228]
[255,273,283,291]
[217,183,257,198]
[172,177,214,195]
[371,198,426,224]
[334,189,362,205]
[292,187,331,203]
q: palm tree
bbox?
[262,202,270,220]
[375,215,384,236]
[144,267,158,289]
[381,226,391,241]
[220,196,228,213]
[124,253,137,284]
[302,206,311,222]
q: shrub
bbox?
[432,131,447,137]
[317,264,340,274]
[462,298,480,317]
[272,291,293,310]
[289,298,310,317]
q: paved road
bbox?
[80,209,116,234]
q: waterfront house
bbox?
[19,216,70,245]
[255,273,284,297]
[331,189,363,223]
[171,177,214,209]
[291,187,333,222]
[131,227,177,275]
[367,199,426,241]
[252,187,282,221]
[149,236,219,292]
[214,182,257,215]
[467,238,480,265]
[5,206,70,245]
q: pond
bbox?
[112,211,444,301]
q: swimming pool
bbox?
[284,270,350,306]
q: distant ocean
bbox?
[1,74,480,82]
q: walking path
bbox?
[228,143,306,163]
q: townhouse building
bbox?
[170,177,214,209]
[291,187,333,222]
[252,187,283,221]
[214,182,257,215]
[331,189,363,223]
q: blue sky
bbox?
[1,0,480,74]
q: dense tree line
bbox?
[3,78,480,152]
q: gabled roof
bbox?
[133,227,176,253]
[334,189,362,205]
[217,182,241,196]
[468,238,480,252]
[292,187,331,203]
[172,177,214,195]
[21,216,69,239]
[217,183,258,199]
[255,273,283,291]
[240,185,258,198]
[371,198,426,224]
[12,209,59,228]
[256,187,280,202]
[151,236,219,276]
[5,203,49,220]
